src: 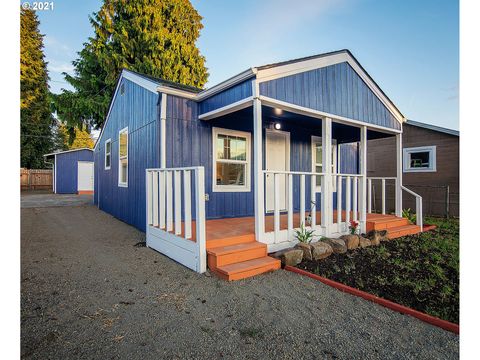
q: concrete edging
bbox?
[284,265,459,334]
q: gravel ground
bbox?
[21,196,459,359]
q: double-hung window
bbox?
[212,127,251,192]
[312,136,337,192]
[118,127,128,187]
[105,139,111,170]
[403,146,436,172]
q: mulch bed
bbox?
[297,220,459,324]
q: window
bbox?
[105,139,111,170]
[312,136,337,192]
[212,127,251,192]
[403,146,436,172]
[118,127,128,186]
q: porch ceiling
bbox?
[208,105,395,143]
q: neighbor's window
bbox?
[118,127,128,186]
[312,136,337,192]
[105,139,111,170]
[212,127,251,192]
[403,146,436,172]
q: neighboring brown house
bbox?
[367,120,459,217]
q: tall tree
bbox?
[55,0,208,135]
[20,8,55,168]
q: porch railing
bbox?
[262,170,366,246]
[145,167,206,273]
[401,185,423,230]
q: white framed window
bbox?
[104,139,111,170]
[311,136,337,192]
[118,127,128,187]
[212,127,251,192]
[403,146,436,172]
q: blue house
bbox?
[44,148,94,194]
[94,50,424,280]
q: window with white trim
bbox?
[118,127,128,186]
[105,139,111,170]
[212,127,251,192]
[312,137,337,192]
[403,146,436,172]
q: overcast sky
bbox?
[33,0,459,130]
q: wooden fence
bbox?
[21,168,53,191]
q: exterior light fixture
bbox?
[274,123,281,130]
[274,108,283,116]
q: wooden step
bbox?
[207,242,267,269]
[366,217,409,232]
[387,224,422,239]
[206,234,255,250]
[212,256,281,281]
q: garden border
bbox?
[284,265,459,334]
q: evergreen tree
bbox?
[21,8,55,168]
[55,0,208,135]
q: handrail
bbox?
[367,176,397,180]
[263,170,326,176]
[401,185,423,231]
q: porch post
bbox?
[160,93,167,168]
[395,133,403,217]
[359,126,367,233]
[253,95,265,241]
[321,117,332,236]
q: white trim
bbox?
[311,136,337,192]
[212,127,251,192]
[156,85,198,100]
[160,93,167,168]
[256,51,405,124]
[406,120,459,137]
[104,138,111,170]
[403,146,437,173]
[44,147,93,157]
[197,68,257,101]
[118,126,128,187]
[198,97,253,120]
[259,95,402,134]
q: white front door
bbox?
[77,161,94,193]
[265,130,290,212]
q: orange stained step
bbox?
[365,213,423,239]
[210,256,281,281]
[387,224,422,239]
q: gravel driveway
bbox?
[21,196,459,359]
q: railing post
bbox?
[381,179,386,215]
[337,175,342,226]
[274,173,280,241]
[152,171,159,227]
[174,170,182,235]
[195,167,206,273]
[367,178,372,214]
[300,174,305,228]
[183,170,192,239]
[146,170,152,227]
[287,173,293,240]
[416,196,423,231]
[353,177,358,222]
[310,174,316,227]
[166,171,173,231]
[345,176,351,231]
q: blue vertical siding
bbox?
[198,79,253,115]
[259,62,401,131]
[55,149,93,194]
[94,78,159,231]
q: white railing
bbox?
[145,167,206,273]
[367,177,397,215]
[401,185,423,230]
[262,170,365,247]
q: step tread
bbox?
[388,224,421,232]
[206,234,256,249]
[207,242,266,256]
[215,256,280,276]
[367,217,407,224]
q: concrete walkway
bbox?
[21,192,93,208]
[21,203,459,359]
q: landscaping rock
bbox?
[323,238,347,254]
[340,234,360,250]
[272,249,304,266]
[310,241,333,260]
[359,237,372,248]
[295,243,313,261]
[366,230,388,245]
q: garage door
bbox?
[77,161,94,194]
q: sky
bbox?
[33,0,459,130]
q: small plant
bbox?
[348,220,359,235]
[294,222,315,244]
[402,208,417,224]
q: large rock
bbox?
[323,238,347,254]
[310,241,333,260]
[295,242,313,261]
[340,234,360,250]
[272,249,304,266]
[359,236,372,248]
[366,230,388,245]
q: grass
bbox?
[298,217,459,323]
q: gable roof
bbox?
[406,120,459,136]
